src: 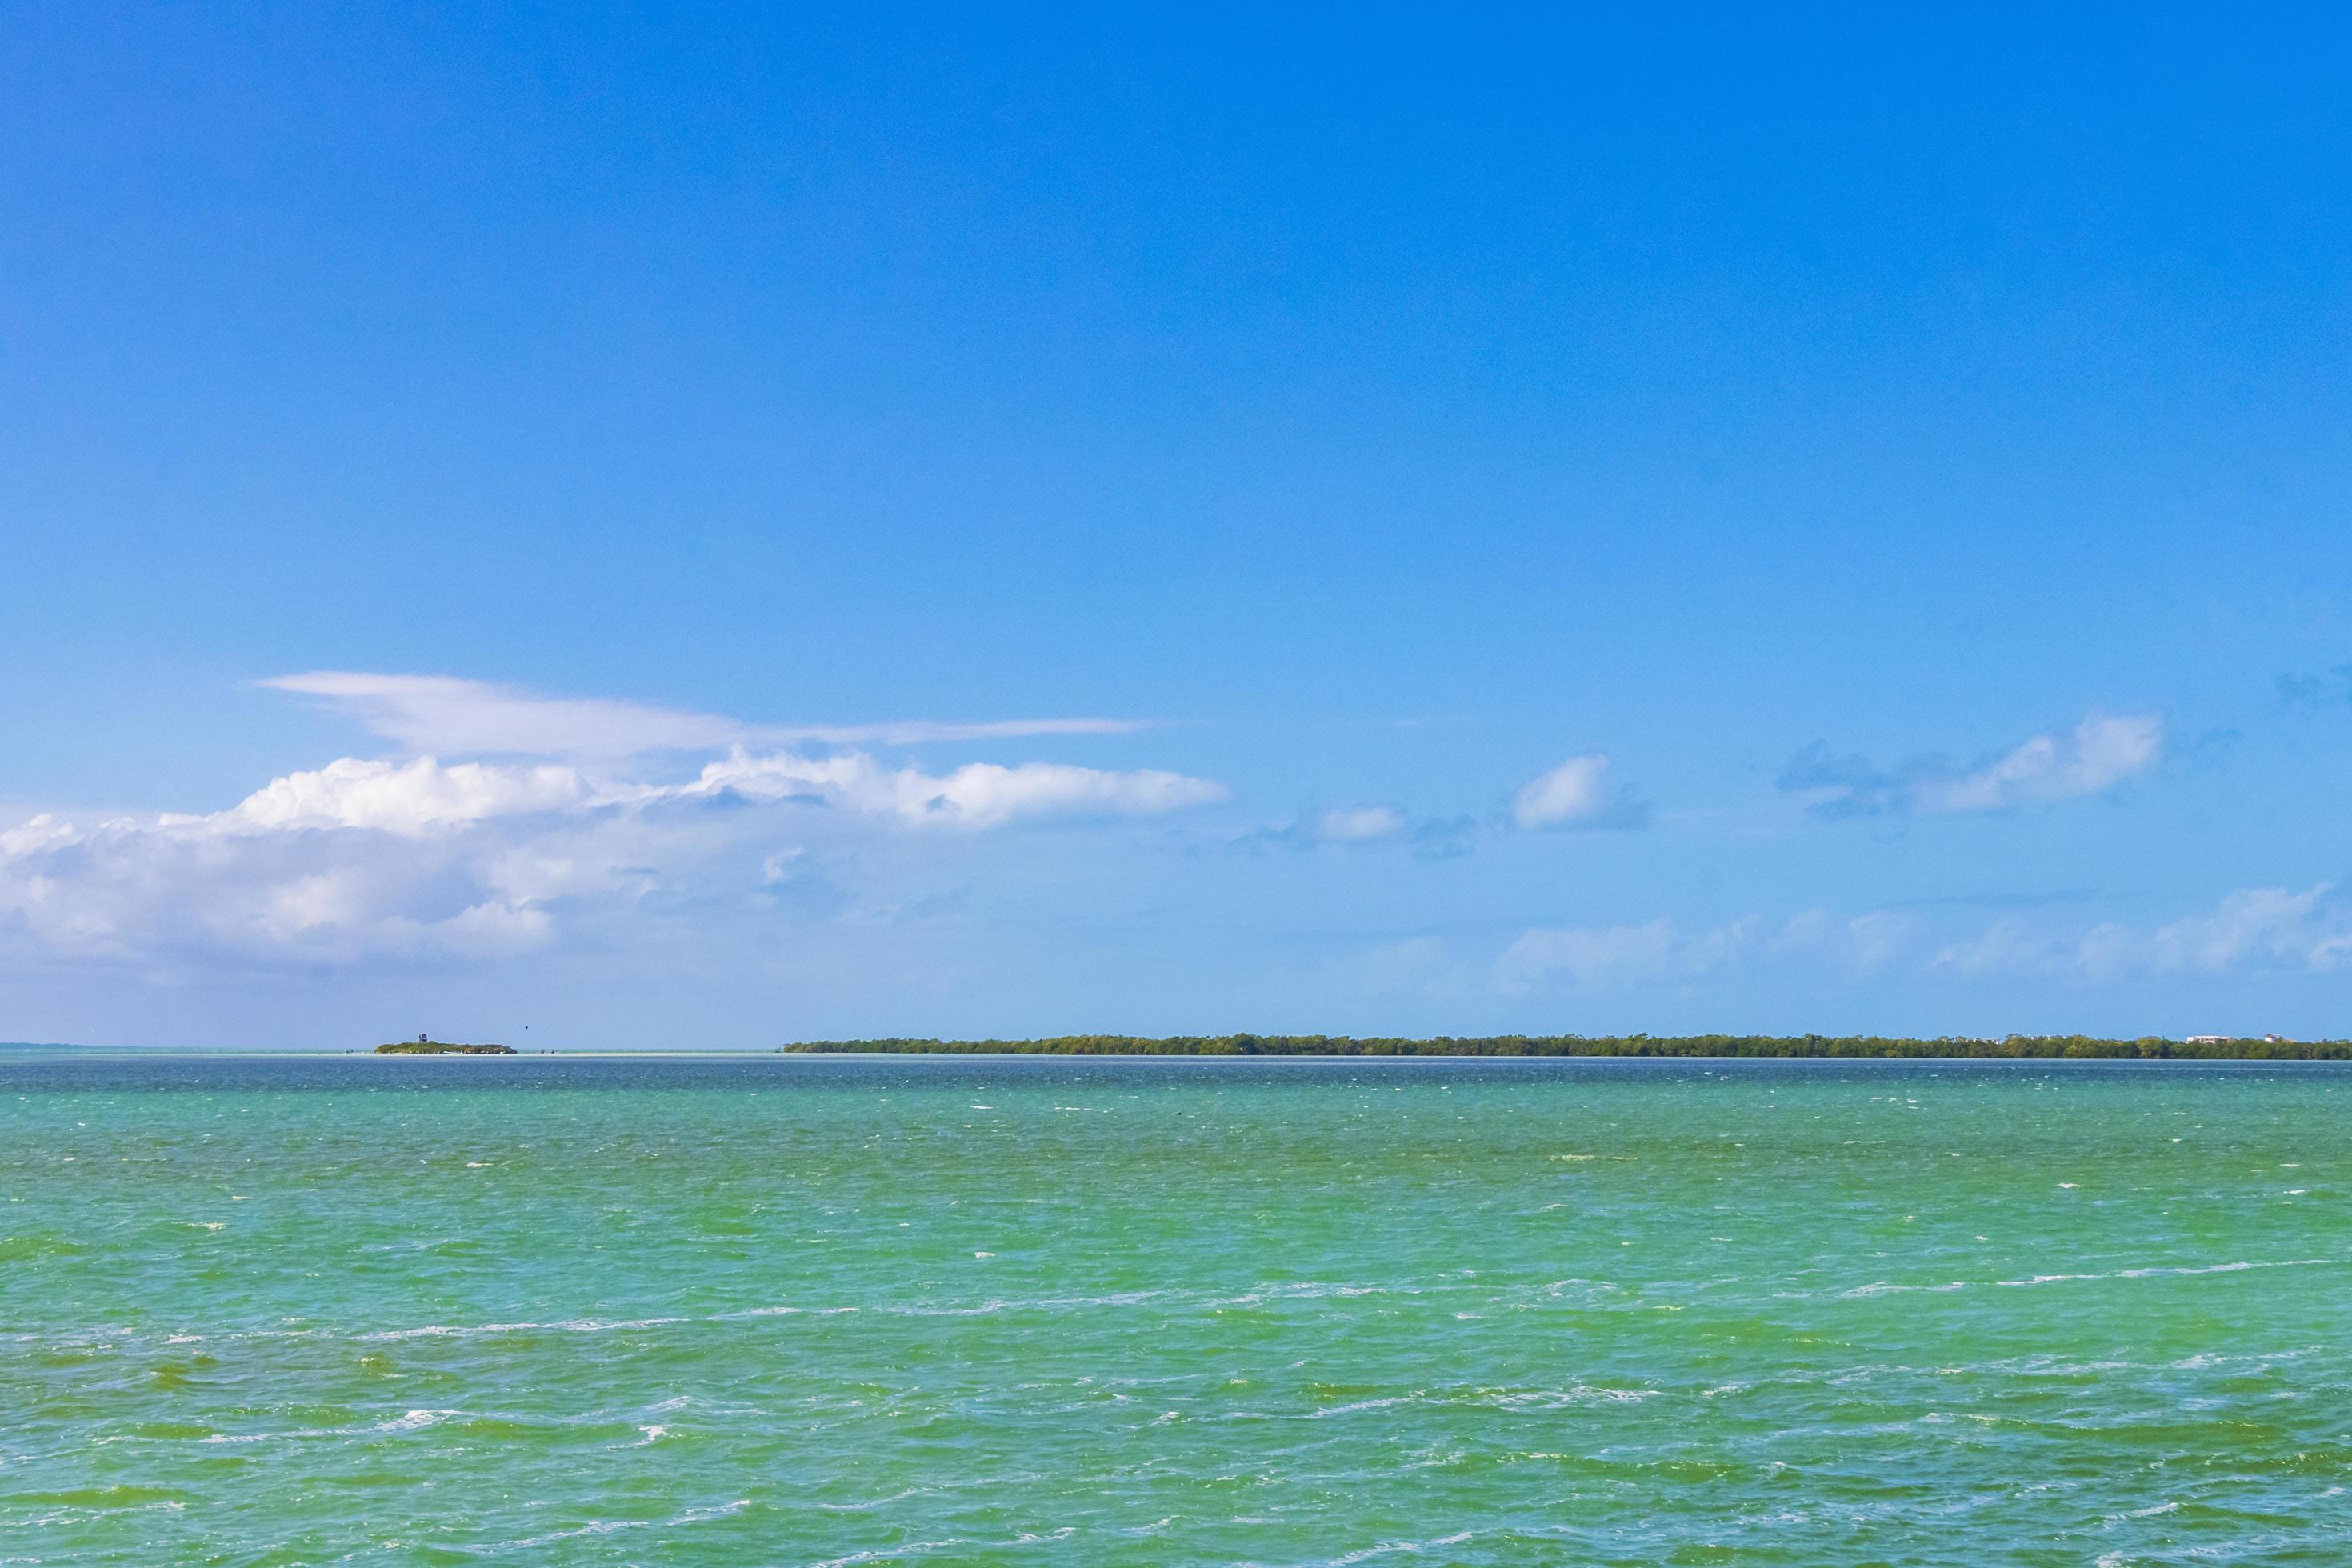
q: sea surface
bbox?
[5,1054,2350,1566]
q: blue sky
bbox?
[4,6,2350,1046]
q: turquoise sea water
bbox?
[5,1054,2350,1566]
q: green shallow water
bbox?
[5,1054,2351,1566]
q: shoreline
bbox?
[10,1046,2352,1066]
[784,1034,2352,1061]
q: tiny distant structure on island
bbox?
[375,1034,517,1054]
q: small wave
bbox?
[882,1298,1018,1318]
[1317,1530,1478,1566]
[199,1408,459,1446]
[806,1486,934,1514]
[376,1409,456,1434]
[1998,1258,2336,1287]
[1840,1281,1965,1298]
[799,1538,976,1567]
[1210,1282,1400,1308]
[360,1315,685,1342]
[1308,1395,1415,1419]
[1486,1386,1662,1409]
[475,1498,749,1551]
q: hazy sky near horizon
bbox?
[5,6,2351,1046]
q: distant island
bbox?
[375,1039,517,1054]
[783,1033,2352,1059]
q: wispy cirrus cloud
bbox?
[1779,713,2162,818]
[260,672,1152,758]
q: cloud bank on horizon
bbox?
[0,675,1226,968]
[3,673,2336,1041]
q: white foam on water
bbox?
[799,1538,977,1566]
[1998,1258,2338,1286]
[1318,1530,1479,1565]
[198,1408,460,1446]
[1486,1386,1663,1408]
[882,1298,1014,1318]
[1307,1395,1415,1418]
[1119,1516,1177,1536]
[805,1486,938,1514]
[375,1410,455,1433]
[486,1498,749,1550]
[361,1315,686,1341]
[1840,1281,1966,1297]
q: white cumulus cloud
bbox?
[0,678,1228,970]
[2151,885,2351,973]
[222,757,604,834]
[1781,712,2163,818]
[1510,754,1646,831]
[1305,806,1409,842]
[689,750,1227,830]
[1918,714,2163,814]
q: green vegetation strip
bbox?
[784,1034,2352,1058]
